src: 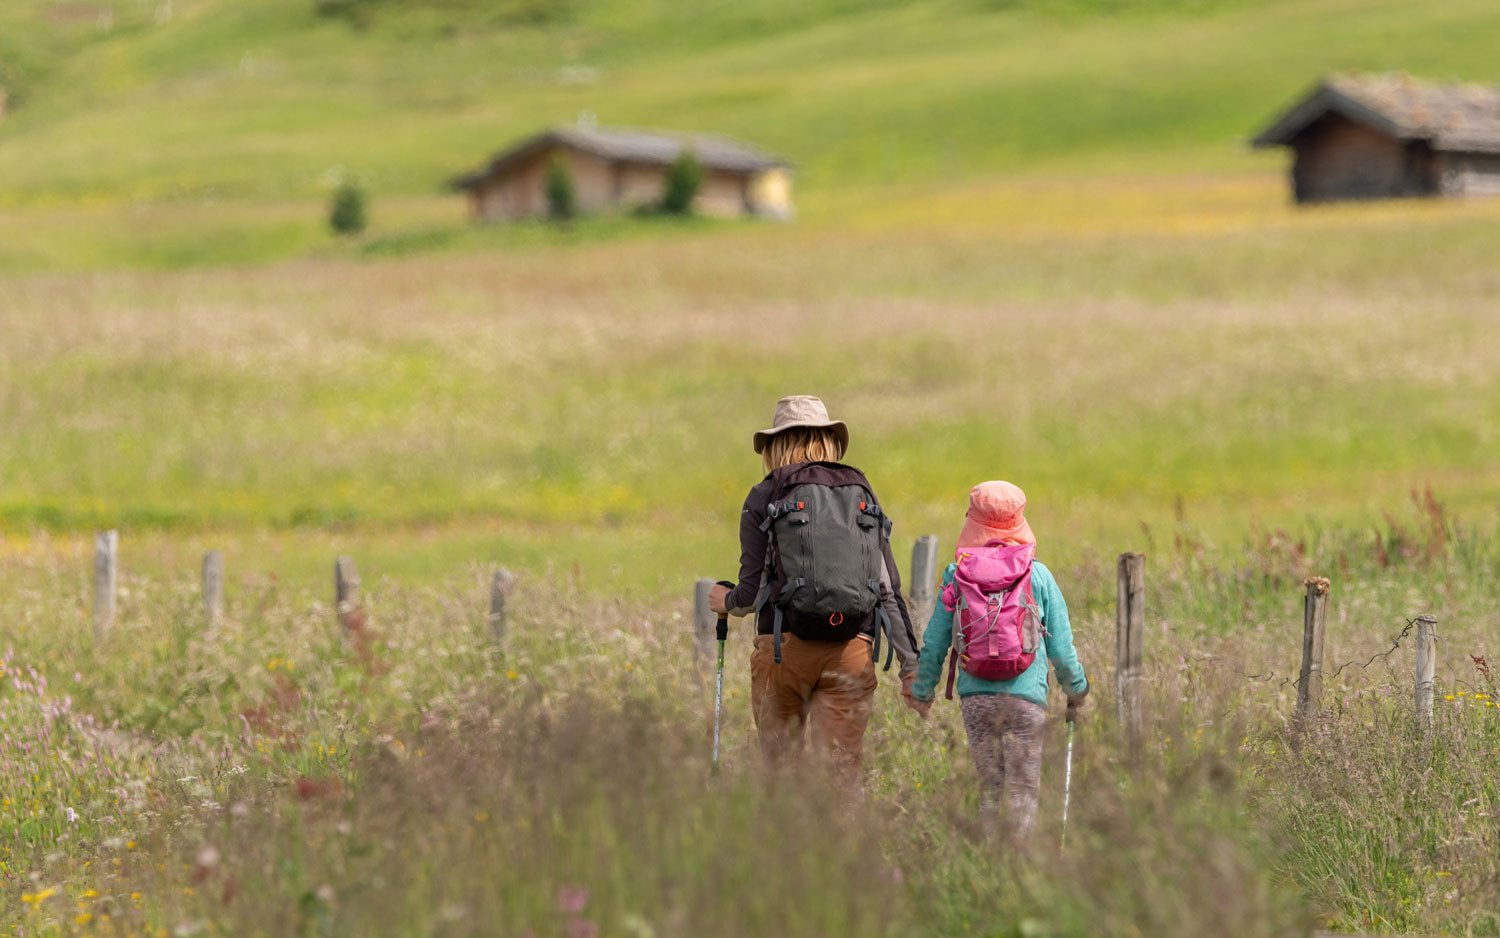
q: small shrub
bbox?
[314,0,381,29]
[329,182,368,237]
[546,156,576,221]
[659,150,702,215]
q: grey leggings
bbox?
[959,694,1047,839]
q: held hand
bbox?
[901,673,932,719]
[708,583,731,616]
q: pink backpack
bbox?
[941,542,1043,699]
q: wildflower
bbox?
[75,914,91,925]
[1437,871,1453,877]
[506,670,518,680]
[557,885,589,915]
[1444,695,1455,701]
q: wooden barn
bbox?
[1252,74,1500,203]
[452,125,794,221]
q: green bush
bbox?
[329,182,368,236]
[659,150,703,215]
[546,156,576,221]
[313,0,576,29]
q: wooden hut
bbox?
[452,125,794,221]
[1252,74,1500,203]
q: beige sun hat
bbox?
[751,395,850,455]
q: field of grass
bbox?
[4,498,1499,936]
[5,0,1500,267]
[5,180,1500,932]
[5,179,1500,589]
[5,0,1500,933]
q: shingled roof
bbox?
[1253,74,1500,154]
[453,126,792,189]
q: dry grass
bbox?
[3,497,1499,935]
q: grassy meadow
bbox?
[4,0,1500,934]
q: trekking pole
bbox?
[1060,715,1076,847]
[712,580,734,771]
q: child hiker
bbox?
[908,481,1089,839]
[709,395,925,787]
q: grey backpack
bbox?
[758,463,894,667]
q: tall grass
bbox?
[3,500,1497,934]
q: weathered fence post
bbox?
[335,556,361,634]
[1295,576,1330,737]
[1116,552,1145,756]
[693,578,716,675]
[93,531,118,640]
[909,535,939,630]
[202,550,225,630]
[489,567,514,646]
[1415,614,1438,734]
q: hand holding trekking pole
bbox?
[712,580,734,770]
[1065,679,1089,725]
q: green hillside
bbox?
[1,0,1499,267]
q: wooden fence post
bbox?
[909,535,939,630]
[693,578,715,675]
[335,556,361,634]
[1295,576,1330,737]
[202,550,225,630]
[1116,552,1145,755]
[93,531,118,640]
[1415,614,1438,734]
[489,567,514,646]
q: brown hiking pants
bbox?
[749,633,878,785]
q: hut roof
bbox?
[1252,74,1500,154]
[453,126,792,189]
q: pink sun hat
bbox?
[957,481,1036,548]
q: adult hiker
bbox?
[708,395,924,786]
[908,480,1089,840]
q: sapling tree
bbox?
[659,150,702,215]
[329,182,368,237]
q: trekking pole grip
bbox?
[715,580,734,641]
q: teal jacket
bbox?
[910,560,1087,710]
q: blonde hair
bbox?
[762,427,845,474]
